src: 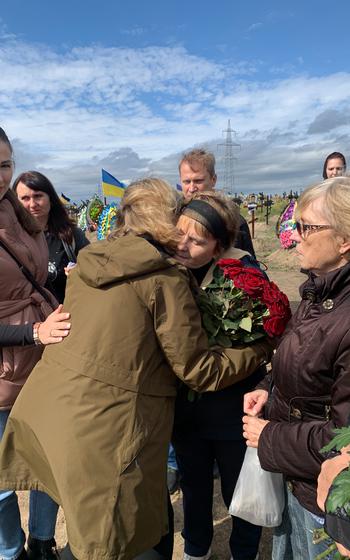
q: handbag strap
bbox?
[0,238,53,306]
[62,239,76,263]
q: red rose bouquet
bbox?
[197,258,291,346]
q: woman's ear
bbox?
[339,239,350,256]
[214,242,223,258]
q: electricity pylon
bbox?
[217,120,240,196]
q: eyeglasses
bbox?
[294,221,333,239]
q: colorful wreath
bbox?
[97,204,119,240]
[276,200,297,250]
[77,202,89,231]
[86,195,104,228]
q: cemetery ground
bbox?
[18,209,304,559]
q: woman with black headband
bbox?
[173,191,266,560]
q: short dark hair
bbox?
[179,148,216,178]
[322,152,346,180]
[13,171,75,243]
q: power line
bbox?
[217,119,240,196]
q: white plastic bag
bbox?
[229,446,285,527]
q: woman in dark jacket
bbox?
[13,171,89,303]
[0,128,64,560]
[173,191,267,560]
[243,177,350,559]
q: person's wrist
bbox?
[33,322,43,345]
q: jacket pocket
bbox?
[113,397,171,557]
[0,346,41,383]
[119,395,171,475]
[0,347,16,381]
[288,395,332,422]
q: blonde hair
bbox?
[112,177,182,252]
[295,176,350,239]
[179,190,240,249]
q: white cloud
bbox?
[247,22,263,32]
[1,32,350,197]
[214,73,350,134]
[120,26,148,36]
[0,19,17,40]
[1,41,223,104]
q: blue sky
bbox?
[1,1,350,199]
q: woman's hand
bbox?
[316,447,350,557]
[64,262,77,276]
[317,446,350,511]
[243,389,268,416]
[243,416,269,448]
[38,305,71,345]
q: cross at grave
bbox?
[247,202,258,239]
[258,192,265,213]
[264,196,274,225]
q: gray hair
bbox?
[296,176,350,239]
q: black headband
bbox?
[181,199,230,249]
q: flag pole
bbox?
[99,176,107,205]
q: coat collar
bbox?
[300,261,350,303]
[201,247,249,288]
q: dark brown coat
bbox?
[0,198,56,409]
[258,263,350,514]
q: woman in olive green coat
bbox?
[0,179,270,560]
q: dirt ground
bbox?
[17,218,303,559]
[18,482,273,560]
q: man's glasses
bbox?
[294,221,333,239]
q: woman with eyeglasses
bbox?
[243,177,350,559]
[322,151,346,179]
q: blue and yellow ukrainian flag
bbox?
[101,169,126,198]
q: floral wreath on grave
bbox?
[97,204,119,240]
[86,195,104,229]
[276,199,297,250]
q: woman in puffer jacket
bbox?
[0,127,65,560]
[243,177,350,559]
